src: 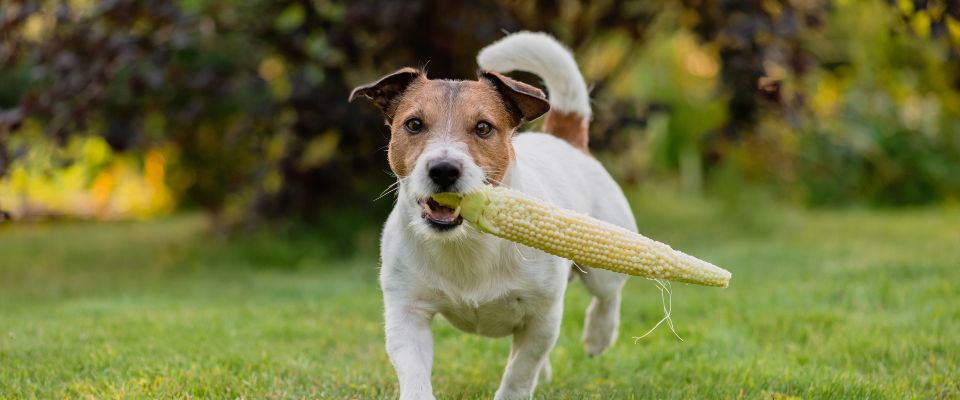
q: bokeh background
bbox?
[1,1,959,398]
[3,0,959,233]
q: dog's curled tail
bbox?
[477,31,591,151]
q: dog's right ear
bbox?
[349,67,422,122]
[479,70,550,125]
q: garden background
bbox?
[1,1,958,398]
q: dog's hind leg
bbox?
[577,266,627,357]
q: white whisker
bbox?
[375,176,407,202]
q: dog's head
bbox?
[350,68,548,236]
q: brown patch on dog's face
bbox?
[387,80,540,184]
[351,69,549,185]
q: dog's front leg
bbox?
[384,291,436,400]
[495,301,563,400]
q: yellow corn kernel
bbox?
[433,186,731,288]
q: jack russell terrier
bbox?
[350,31,636,400]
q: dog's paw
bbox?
[583,330,616,357]
[538,361,552,384]
[494,388,532,400]
[398,385,436,400]
[582,298,619,357]
[399,393,436,400]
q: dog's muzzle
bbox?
[418,197,463,231]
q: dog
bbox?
[350,32,636,400]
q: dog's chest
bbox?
[435,292,537,337]
[403,228,566,338]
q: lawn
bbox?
[1,192,958,399]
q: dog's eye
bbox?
[404,118,423,134]
[475,121,493,138]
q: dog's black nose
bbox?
[428,160,461,189]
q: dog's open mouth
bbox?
[419,197,463,231]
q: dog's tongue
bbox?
[426,198,458,222]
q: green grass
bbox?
[1,194,959,399]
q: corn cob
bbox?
[432,186,731,287]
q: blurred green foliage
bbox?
[1,0,959,230]
[790,0,960,205]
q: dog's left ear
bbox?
[479,70,550,125]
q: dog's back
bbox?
[478,32,635,230]
[478,32,591,152]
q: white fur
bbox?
[381,32,631,400]
[478,31,592,117]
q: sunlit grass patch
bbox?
[1,200,958,398]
